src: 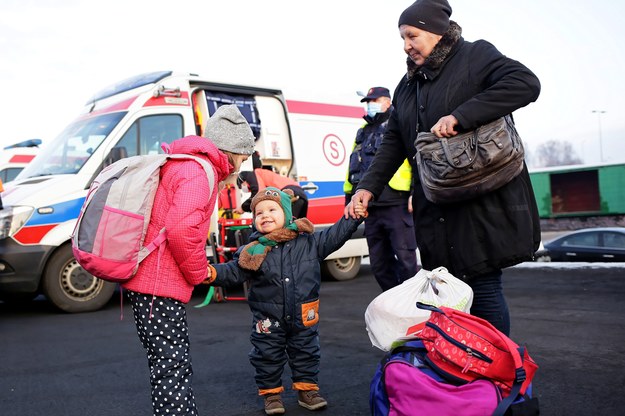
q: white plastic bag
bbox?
[364,267,473,351]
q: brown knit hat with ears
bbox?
[250,187,295,224]
[398,0,452,35]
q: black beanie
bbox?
[398,0,452,35]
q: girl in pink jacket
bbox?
[123,105,255,416]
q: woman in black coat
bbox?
[345,0,541,336]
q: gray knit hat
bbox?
[398,0,452,35]
[205,104,255,155]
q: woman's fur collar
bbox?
[406,21,462,81]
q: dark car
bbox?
[536,227,625,262]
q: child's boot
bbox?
[297,390,328,410]
[263,393,285,415]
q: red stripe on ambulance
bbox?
[9,154,36,163]
[13,224,57,245]
[306,196,345,225]
[83,96,138,117]
[286,100,363,118]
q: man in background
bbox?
[344,87,418,291]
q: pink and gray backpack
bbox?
[71,152,214,283]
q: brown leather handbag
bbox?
[414,115,525,204]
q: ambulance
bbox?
[0,71,369,312]
[0,139,41,183]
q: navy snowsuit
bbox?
[212,215,363,390]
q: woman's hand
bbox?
[431,114,459,138]
[344,190,374,219]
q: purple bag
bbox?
[385,360,500,416]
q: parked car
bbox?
[535,227,625,262]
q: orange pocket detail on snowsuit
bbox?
[301,299,319,327]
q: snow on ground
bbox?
[512,261,625,269]
[361,256,625,270]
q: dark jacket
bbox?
[347,109,410,207]
[212,215,362,326]
[357,22,541,279]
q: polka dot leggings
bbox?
[127,290,198,416]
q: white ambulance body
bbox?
[0,140,41,183]
[0,71,368,312]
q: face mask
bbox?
[367,102,383,118]
[241,184,250,193]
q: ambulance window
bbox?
[204,92,261,140]
[117,114,183,156]
[18,112,125,179]
[1,167,23,183]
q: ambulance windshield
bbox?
[17,112,126,179]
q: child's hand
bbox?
[205,264,217,284]
[354,201,368,218]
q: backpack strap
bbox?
[167,154,216,191]
[491,346,527,416]
[139,228,168,262]
[137,154,216,263]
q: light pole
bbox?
[592,110,606,162]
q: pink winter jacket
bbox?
[123,136,232,303]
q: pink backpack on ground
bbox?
[71,152,214,283]
[385,359,500,416]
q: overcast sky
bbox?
[1,0,623,166]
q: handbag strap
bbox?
[415,82,421,136]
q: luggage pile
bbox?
[366,268,539,416]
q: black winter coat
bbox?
[357,22,541,280]
[212,215,362,326]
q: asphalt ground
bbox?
[1,262,625,416]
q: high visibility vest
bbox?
[388,159,412,191]
[343,158,411,194]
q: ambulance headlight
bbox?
[0,206,34,240]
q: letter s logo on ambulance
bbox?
[322,134,346,167]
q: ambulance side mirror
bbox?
[104,146,128,167]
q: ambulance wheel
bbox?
[42,244,116,313]
[321,257,361,281]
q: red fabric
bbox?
[419,306,538,397]
[123,136,232,303]
[254,168,298,190]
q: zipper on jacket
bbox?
[425,322,493,364]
